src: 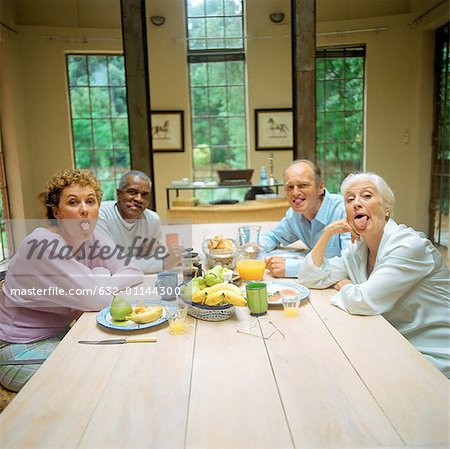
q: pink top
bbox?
[0,227,144,343]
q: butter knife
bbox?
[78,337,157,345]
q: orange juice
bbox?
[169,317,185,335]
[236,259,266,281]
[283,307,299,317]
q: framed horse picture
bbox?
[151,111,184,152]
[255,109,293,151]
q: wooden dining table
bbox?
[0,222,448,449]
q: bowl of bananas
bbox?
[178,266,247,321]
[181,295,235,321]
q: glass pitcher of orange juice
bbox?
[236,226,266,281]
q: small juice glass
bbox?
[281,295,301,317]
[236,259,266,281]
[167,307,188,335]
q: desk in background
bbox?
[167,198,289,223]
[166,181,285,209]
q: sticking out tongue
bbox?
[294,198,304,206]
[354,215,369,230]
[80,222,90,232]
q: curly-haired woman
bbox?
[0,169,143,391]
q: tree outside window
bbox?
[316,46,365,193]
[67,54,131,200]
[186,0,248,197]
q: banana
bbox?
[221,283,243,296]
[201,282,242,296]
[204,290,228,306]
[126,306,163,324]
[221,290,247,307]
[204,289,247,307]
[192,289,207,303]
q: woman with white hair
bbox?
[298,172,450,377]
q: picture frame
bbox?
[151,110,184,152]
[255,108,293,151]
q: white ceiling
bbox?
[9,0,416,28]
[5,0,447,30]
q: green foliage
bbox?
[189,58,247,179]
[316,56,364,192]
[67,55,131,199]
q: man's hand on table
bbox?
[265,256,286,278]
[332,278,352,291]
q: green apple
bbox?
[110,296,132,321]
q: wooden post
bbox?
[291,0,316,162]
[120,0,156,209]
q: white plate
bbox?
[242,281,310,305]
[96,306,168,331]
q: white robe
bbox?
[298,219,450,377]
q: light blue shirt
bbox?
[259,190,350,277]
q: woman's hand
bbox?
[324,219,360,243]
[265,256,286,277]
[332,278,352,291]
[311,219,359,268]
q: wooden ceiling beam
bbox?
[292,0,317,162]
[120,0,156,209]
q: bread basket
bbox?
[202,238,237,269]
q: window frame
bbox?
[315,45,366,193]
[429,23,449,249]
[66,53,131,200]
[185,0,248,185]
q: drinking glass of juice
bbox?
[236,259,266,281]
[166,306,188,335]
[281,295,301,317]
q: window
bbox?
[186,0,247,186]
[429,23,449,249]
[316,46,365,193]
[66,54,131,200]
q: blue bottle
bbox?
[260,166,267,185]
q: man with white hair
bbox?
[261,160,350,277]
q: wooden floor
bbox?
[0,387,16,414]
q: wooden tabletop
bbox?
[0,222,448,448]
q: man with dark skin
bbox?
[97,170,179,272]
